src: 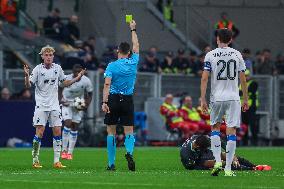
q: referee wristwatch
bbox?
[131,29,136,32]
[102,101,108,105]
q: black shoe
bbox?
[106,164,116,171]
[125,153,135,171]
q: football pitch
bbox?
[0,147,283,189]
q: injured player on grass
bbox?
[180,135,271,171]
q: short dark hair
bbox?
[198,53,206,58]
[255,51,261,56]
[167,51,174,57]
[263,48,271,53]
[177,48,185,55]
[190,51,197,56]
[118,42,130,55]
[195,135,210,151]
[242,48,251,54]
[217,29,232,44]
[54,8,60,13]
[88,36,96,40]
[221,12,228,17]
[73,64,82,70]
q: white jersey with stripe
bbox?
[62,74,93,102]
[30,63,66,111]
[203,47,246,102]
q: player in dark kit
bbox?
[180,135,271,171]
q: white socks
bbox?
[225,135,237,171]
[53,136,62,163]
[62,126,70,152]
[68,131,78,154]
[62,126,78,154]
[210,131,222,163]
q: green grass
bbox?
[0,147,283,189]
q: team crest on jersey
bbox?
[54,70,58,75]
[41,73,45,76]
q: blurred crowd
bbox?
[0,87,32,101]
[139,46,284,76]
[40,8,126,72]
[139,46,207,76]
[2,5,284,77]
[40,8,103,72]
[42,7,283,76]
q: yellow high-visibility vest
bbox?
[181,105,201,121]
[239,80,259,108]
[161,102,183,123]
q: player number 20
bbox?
[217,59,237,80]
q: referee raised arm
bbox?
[102,20,139,171]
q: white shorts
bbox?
[61,106,83,124]
[33,109,62,127]
[210,100,241,128]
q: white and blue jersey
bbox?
[62,74,93,103]
[30,63,66,111]
[104,53,139,95]
[203,47,246,102]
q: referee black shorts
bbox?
[104,94,134,126]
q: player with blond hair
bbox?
[24,45,85,168]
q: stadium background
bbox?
[1,1,284,189]
[1,0,284,147]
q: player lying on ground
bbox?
[180,135,271,171]
[23,45,85,168]
[60,64,93,160]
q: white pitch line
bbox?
[10,171,92,175]
[0,179,281,189]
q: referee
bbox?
[102,20,139,171]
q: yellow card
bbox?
[126,15,133,23]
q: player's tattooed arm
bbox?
[129,20,139,54]
[200,70,210,113]
[102,77,111,113]
[63,69,86,87]
[24,65,31,88]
